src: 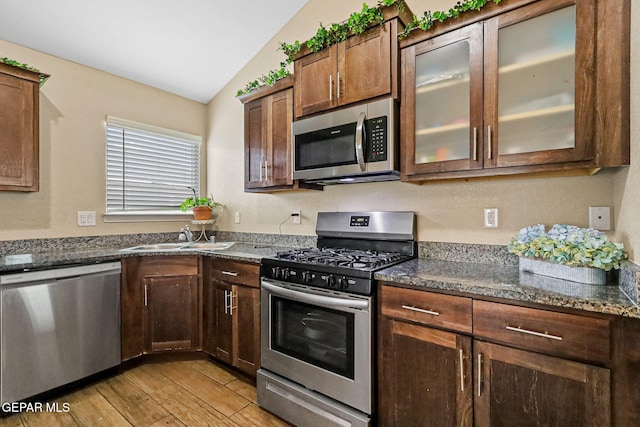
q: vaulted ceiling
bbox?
[0,0,309,103]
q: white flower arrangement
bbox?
[508,224,626,271]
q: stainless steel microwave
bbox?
[292,98,399,185]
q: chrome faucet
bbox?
[178,225,193,243]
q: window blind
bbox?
[106,116,201,212]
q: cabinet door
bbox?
[121,257,144,361]
[213,281,233,364]
[143,275,200,352]
[233,285,260,376]
[337,20,393,106]
[402,24,484,177]
[378,317,473,427]
[265,88,293,187]
[474,341,610,427]
[244,98,265,189]
[294,46,337,118]
[483,0,595,168]
[0,71,39,191]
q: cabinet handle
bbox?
[259,160,263,182]
[329,74,333,101]
[472,127,478,161]
[355,112,367,172]
[264,160,268,181]
[505,325,563,341]
[224,290,231,315]
[459,349,465,392]
[337,71,341,98]
[401,305,440,316]
[221,271,238,277]
[477,353,483,397]
[144,284,148,307]
[487,125,492,159]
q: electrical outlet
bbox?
[589,206,611,230]
[77,211,96,227]
[293,210,301,224]
[234,211,240,224]
[484,208,498,228]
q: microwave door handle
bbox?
[355,112,366,172]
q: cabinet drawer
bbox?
[380,286,472,333]
[473,300,611,364]
[210,259,259,288]
[141,256,199,276]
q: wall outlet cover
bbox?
[589,206,611,230]
[484,208,498,228]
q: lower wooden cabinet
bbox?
[474,341,610,427]
[378,316,473,427]
[121,256,201,360]
[378,284,613,426]
[205,259,260,376]
[143,275,199,352]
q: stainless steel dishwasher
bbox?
[0,261,121,404]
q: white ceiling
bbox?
[0,0,309,103]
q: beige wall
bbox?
[207,0,639,262]
[0,40,207,240]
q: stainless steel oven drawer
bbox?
[257,369,370,427]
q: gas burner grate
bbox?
[275,247,408,270]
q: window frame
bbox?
[103,116,203,223]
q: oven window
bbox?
[295,123,357,170]
[271,296,355,379]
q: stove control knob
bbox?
[301,271,312,283]
[338,276,349,289]
[271,266,280,279]
[282,268,291,280]
[325,275,336,287]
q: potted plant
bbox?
[179,189,223,220]
[508,224,626,285]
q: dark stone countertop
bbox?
[375,258,640,319]
[2,239,638,320]
[0,242,291,273]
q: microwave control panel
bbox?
[365,116,387,162]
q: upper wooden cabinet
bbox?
[400,0,630,181]
[0,63,48,192]
[293,5,412,118]
[240,77,294,191]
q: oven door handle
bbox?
[261,280,369,310]
[355,112,367,172]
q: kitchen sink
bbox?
[120,242,235,252]
[120,243,188,252]
[182,242,235,251]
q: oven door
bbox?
[260,278,372,414]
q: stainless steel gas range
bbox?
[257,211,416,427]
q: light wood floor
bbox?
[0,358,291,426]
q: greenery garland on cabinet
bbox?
[0,57,49,86]
[236,0,501,96]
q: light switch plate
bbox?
[77,211,96,226]
[589,206,611,230]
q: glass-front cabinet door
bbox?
[402,23,484,176]
[401,0,599,180]
[484,0,595,168]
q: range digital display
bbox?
[350,216,370,227]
